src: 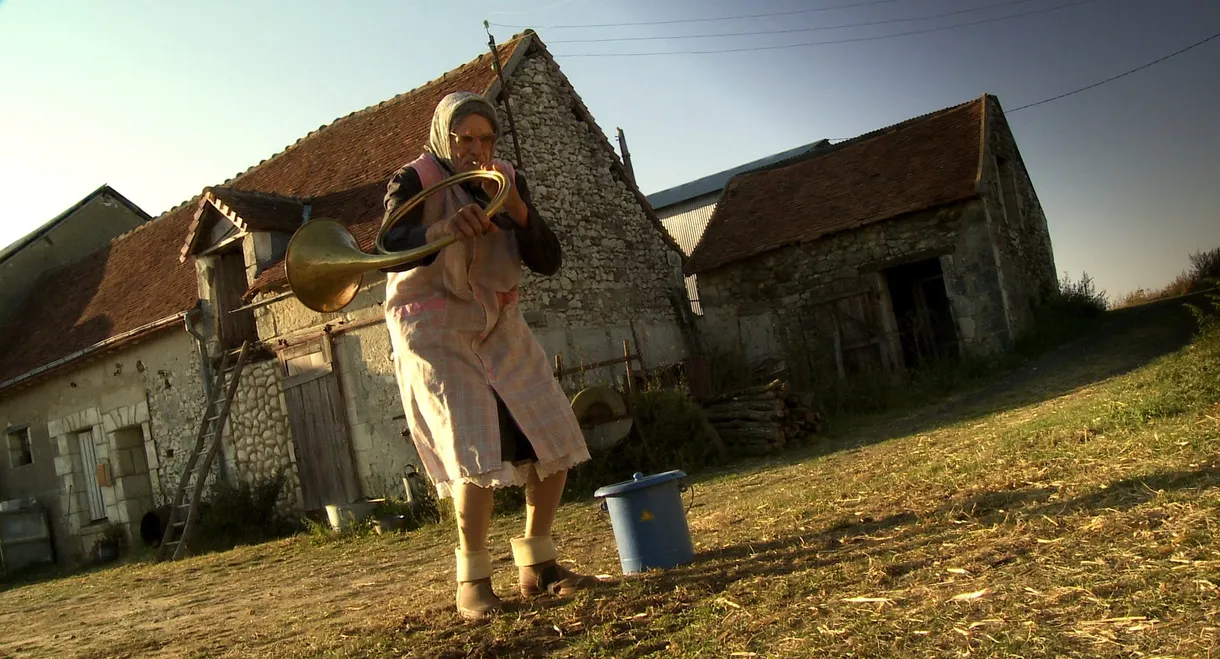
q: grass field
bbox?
[1,292,1216,658]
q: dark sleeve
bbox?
[508,173,562,276]
[378,166,437,273]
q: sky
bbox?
[0,0,1217,301]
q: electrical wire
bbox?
[488,0,910,30]
[552,0,1099,57]
[1007,30,1220,112]
[548,0,1048,44]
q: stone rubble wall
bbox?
[139,334,211,504]
[696,201,1012,377]
[222,357,302,510]
[980,97,1060,335]
[492,51,691,380]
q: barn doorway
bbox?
[883,258,959,370]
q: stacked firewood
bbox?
[700,379,826,455]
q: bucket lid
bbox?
[593,470,686,498]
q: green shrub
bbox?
[193,472,299,552]
[1186,279,1220,339]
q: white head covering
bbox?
[425,91,502,172]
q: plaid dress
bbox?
[384,153,590,498]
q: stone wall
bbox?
[696,200,1012,379]
[220,357,303,510]
[491,50,690,380]
[329,324,418,499]
[0,329,206,563]
[979,97,1059,336]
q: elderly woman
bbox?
[379,91,599,620]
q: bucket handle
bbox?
[680,481,695,514]
[594,481,696,523]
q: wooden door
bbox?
[216,250,259,350]
[279,337,360,510]
[806,290,890,378]
[77,429,107,522]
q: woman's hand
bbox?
[480,162,528,227]
[428,203,497,243]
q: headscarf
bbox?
[425,91,502,173]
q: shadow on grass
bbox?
[394,463,1219,657]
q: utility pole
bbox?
[484,21,524,169]
[617,127,635,184]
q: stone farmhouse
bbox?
[685,95,1058,382]
[0,30,690,564]
[648,140,831,315]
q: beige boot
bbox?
[455,548,502,621]
[511,536,600,598]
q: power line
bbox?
[1007,30,1220,112]
[815,29,1220,143]
[552,0,1099,58]
[489,0,910,30]
[549,0,1046,44]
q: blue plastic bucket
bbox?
[593,470,694,574]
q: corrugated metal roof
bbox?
[658,193,718,256]
[645,139,831,210]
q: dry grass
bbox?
[1,297,1217,658]
[1114,246,1220,309]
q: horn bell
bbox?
[283,168,510,314]
[284,219,368,313]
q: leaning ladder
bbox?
[156,340,250,561]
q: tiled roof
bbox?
[0,205,201,388]
[0,33,529,389]
[684,97,987,276]
[237,36,526,296]
[243,29,685,297]
[1,28,661,389]
[180,187,306,261]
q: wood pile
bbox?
[700,379,825,455]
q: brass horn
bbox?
[285,169,509,313]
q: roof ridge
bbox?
[213,34,529,190]
[207,185,308,204]
[125,32,533,244]
[111,195,202,244]
[11,195,202,293]
[821,96,981,154]
[0,184,138,263]
[720,96,984,191]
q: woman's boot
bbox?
[455,547,502,620]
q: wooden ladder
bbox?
[156,340,250,561]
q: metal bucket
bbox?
[593,470,694,574]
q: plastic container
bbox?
[593,470,694,574]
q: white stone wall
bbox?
[333,325,419,499]
[0,330,207,564]
[221,358,303,510]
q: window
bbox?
[7,427,32,467]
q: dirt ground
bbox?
[1,293,1215,658]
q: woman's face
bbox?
[449,113,496,173]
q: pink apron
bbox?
[384,153,590,498]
